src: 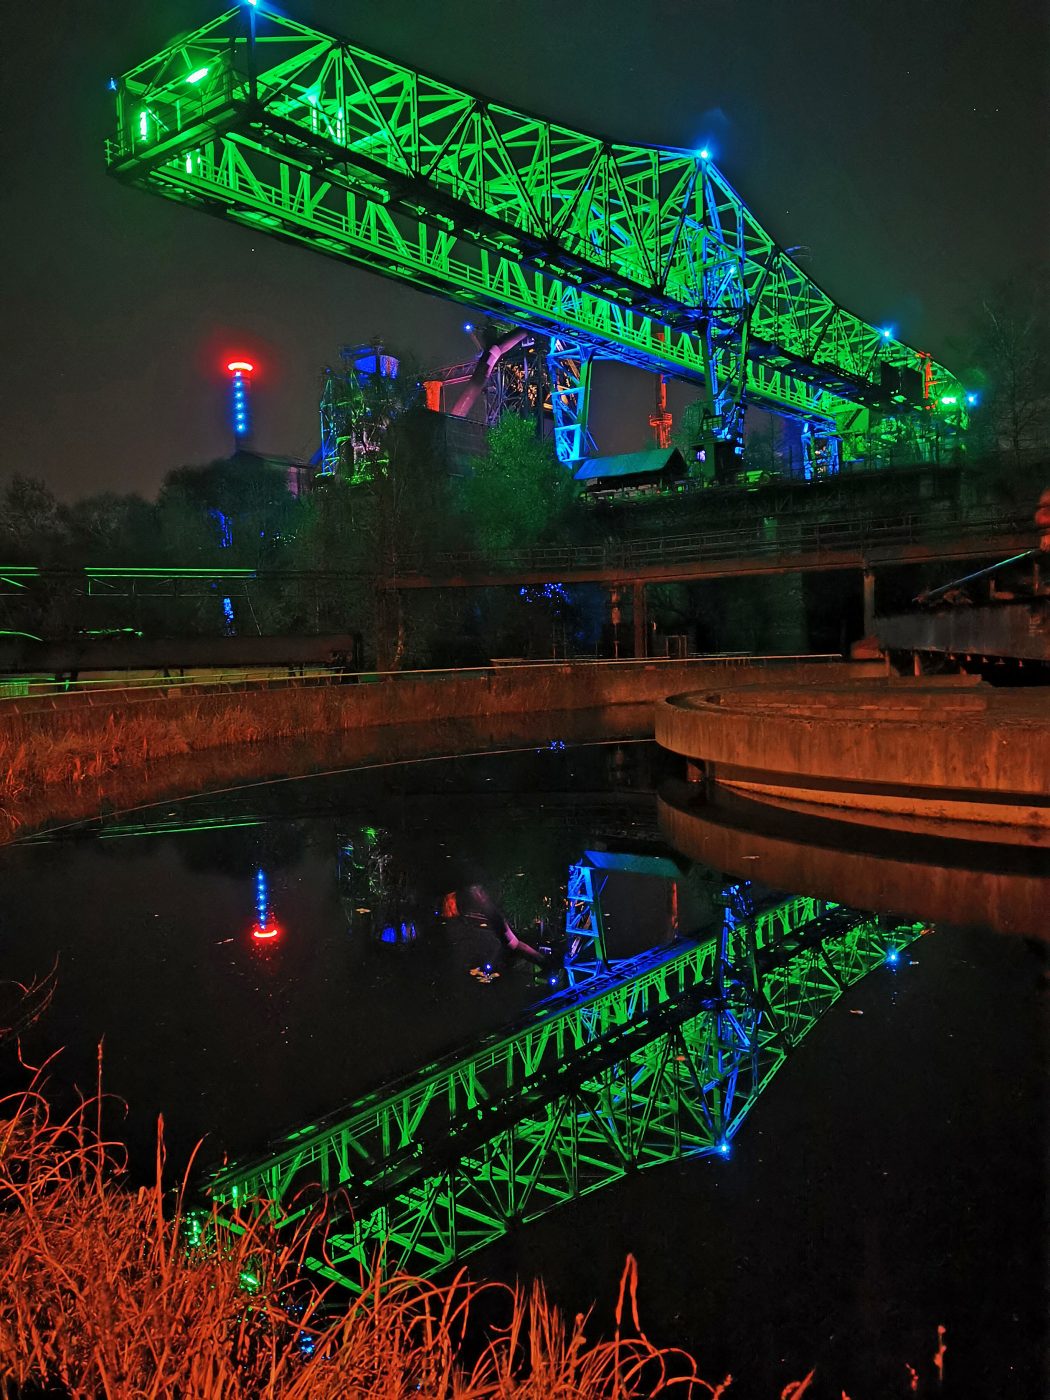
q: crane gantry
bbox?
[106,1,964,475]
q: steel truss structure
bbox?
[208,897,920,1288]
[106,4,962,468]
[318,343,400,478]
[564,860,609,987]
[425,334,552,429]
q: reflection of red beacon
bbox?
[252,868,281,940]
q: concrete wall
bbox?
[0,659,882,841]
[7,658,880,732]
[655,679,1050,827]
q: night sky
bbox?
[2,0,1046,500]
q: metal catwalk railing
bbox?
[397,506,1032,576]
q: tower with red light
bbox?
[227,359,255,449]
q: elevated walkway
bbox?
[392,508,1033,588]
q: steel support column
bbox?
[632,581,648,658]
[547,337,597,467]
[863,569,876,635]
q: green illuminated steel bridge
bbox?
[105,3,964,475]
[208,896,921,1289]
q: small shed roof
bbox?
[572,447,686,482]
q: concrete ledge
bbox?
[0,658,881,841]
[655,678,1050,829]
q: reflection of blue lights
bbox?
[483,962,494,975]
[722,882,744,931]
[209,508,233,548]
[380,921,418,944]
[548,974,560,987]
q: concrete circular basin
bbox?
[655,677,1050,832]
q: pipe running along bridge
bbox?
[106,2,964,477]
[207,896,921,1288]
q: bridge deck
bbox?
[391,511,1034,588]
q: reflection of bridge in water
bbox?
[209,895,920,1288]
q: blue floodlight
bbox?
[881,327,892,339]
[886,947,901,967]
[463,322,474,333]
[698,148,710,161]
[718,1140,730,1156]
[966,392,978,406]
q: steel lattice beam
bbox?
[105,5,962,465]
[208,897,922,1288]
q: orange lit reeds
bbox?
[0,697,651,844]
[0,1060,716,1397]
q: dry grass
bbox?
[0,698,653,844]
[0,686,360,810]
[0,1059,719,1398]
[0,1055,955,1398]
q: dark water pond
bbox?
[2,738,1046,1397]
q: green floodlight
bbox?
[186,67,209,84]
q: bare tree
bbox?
[970,273,1049,466]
